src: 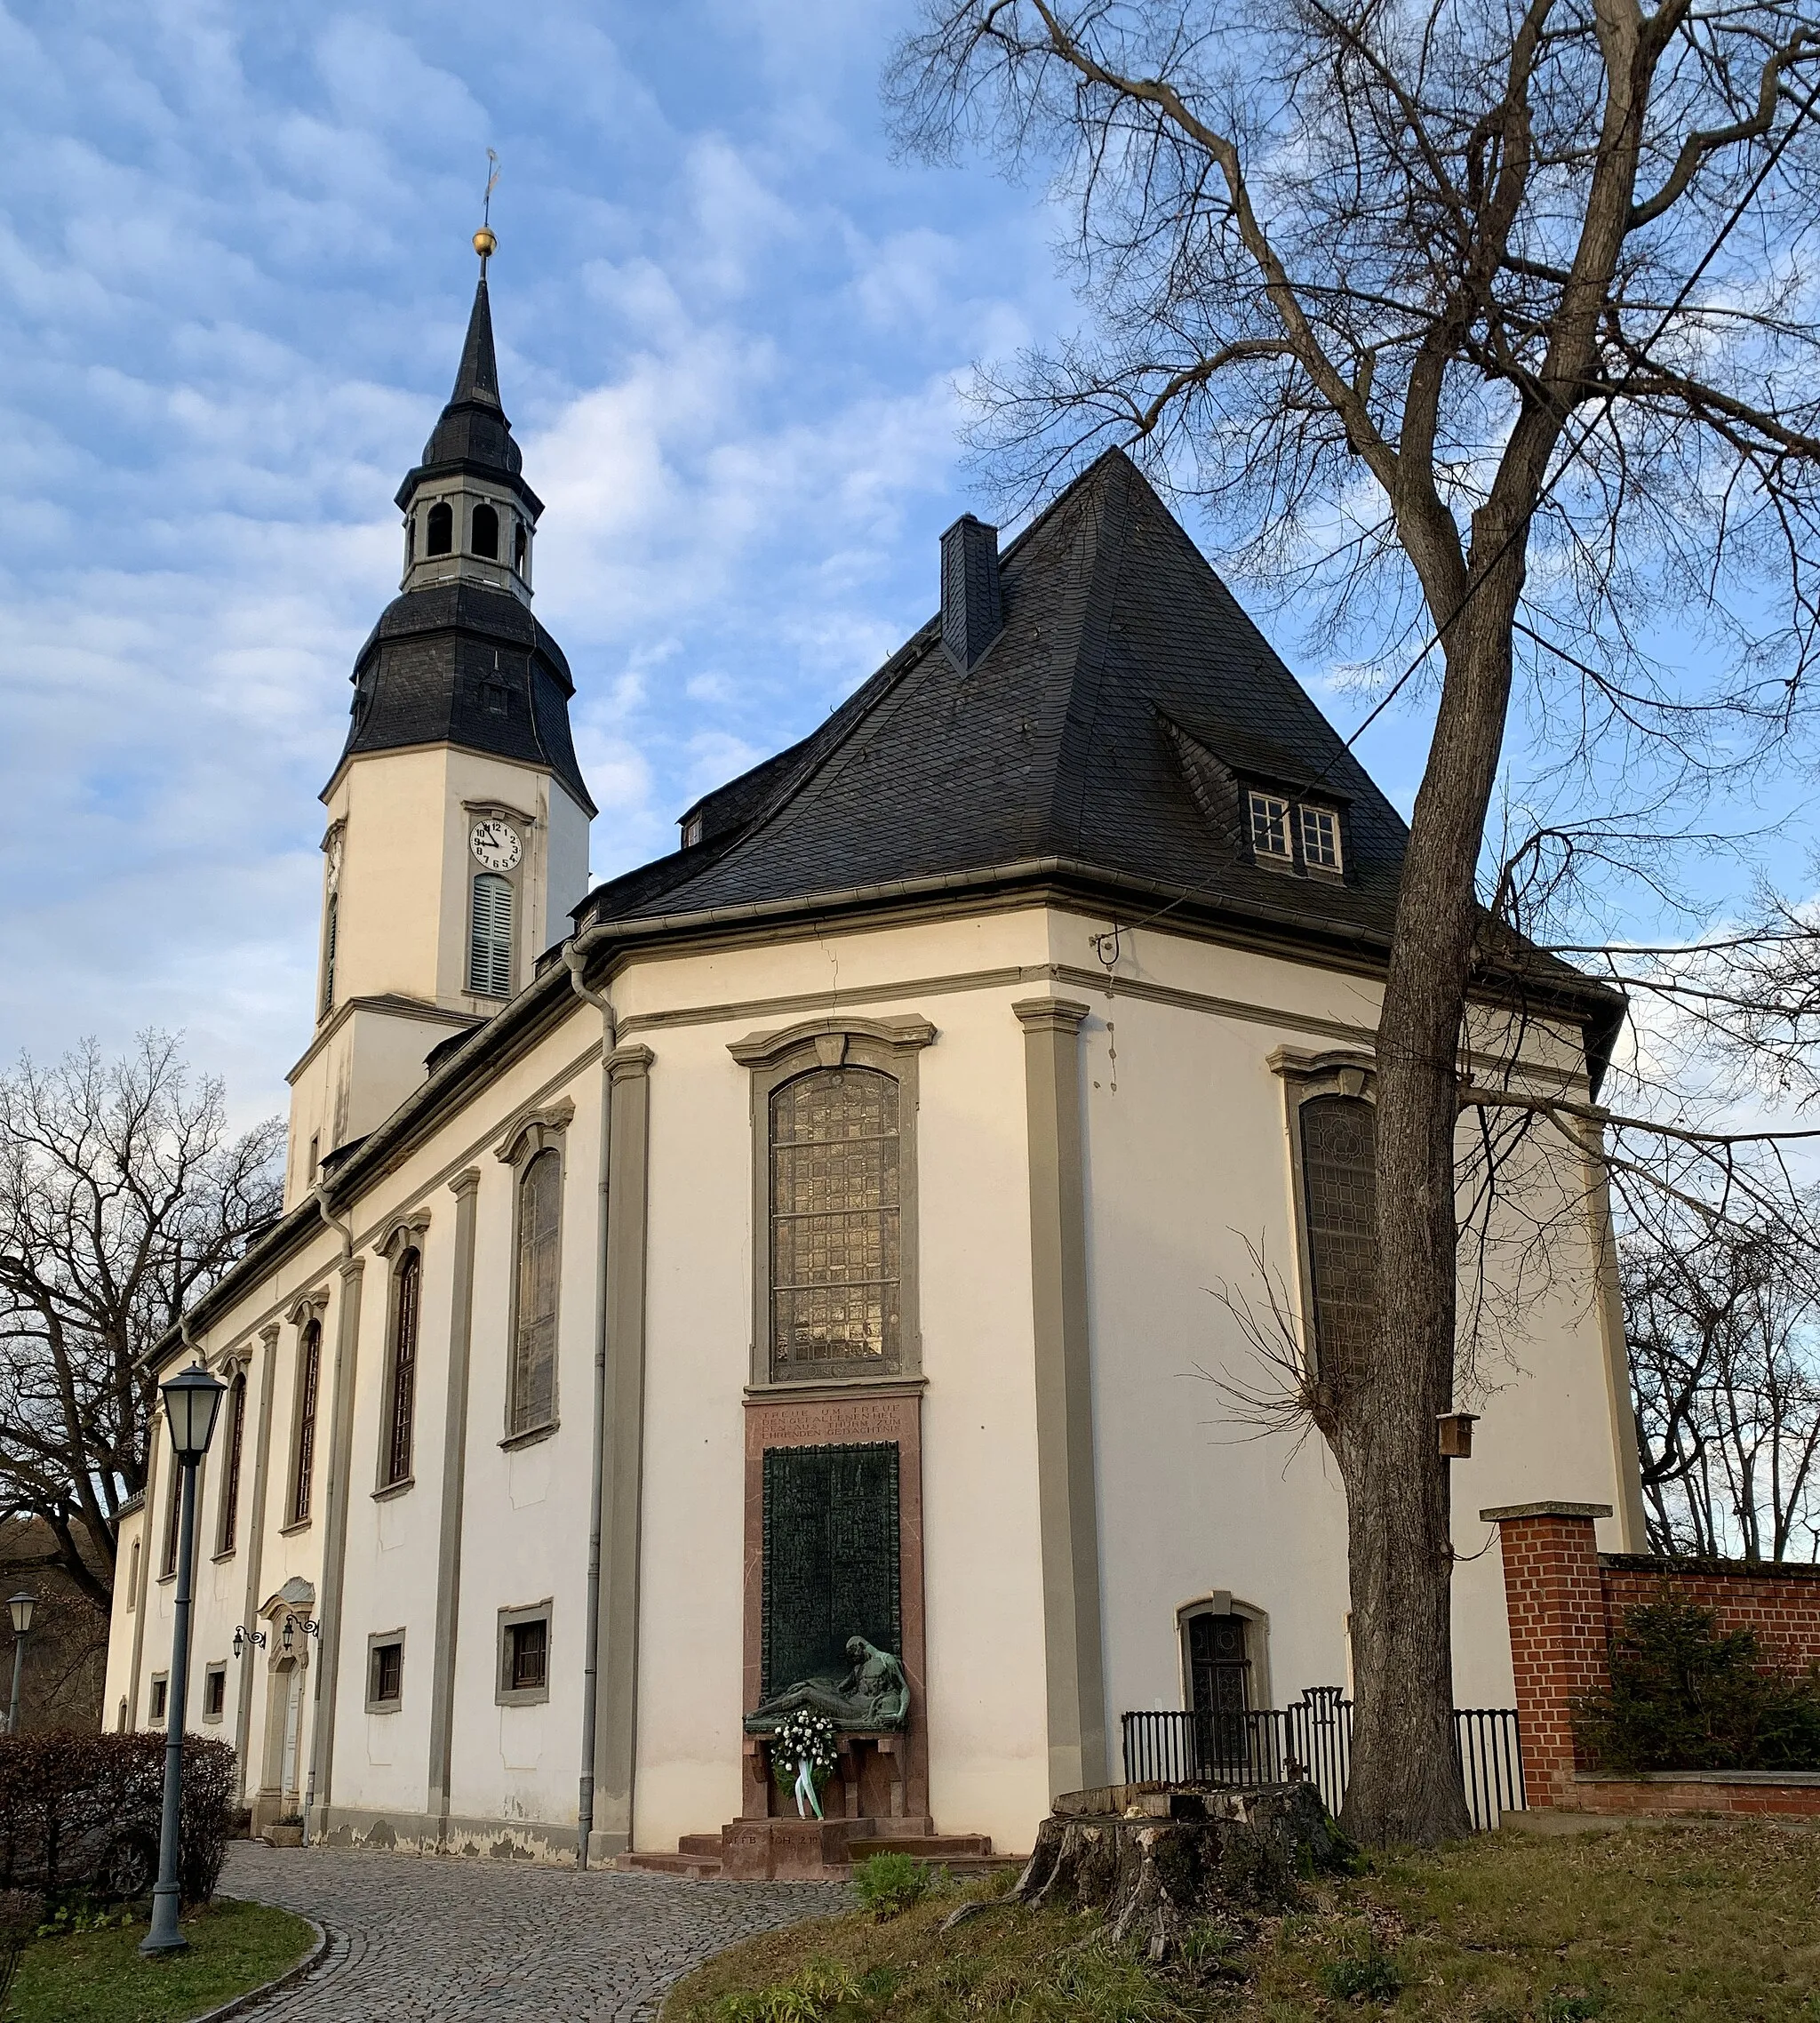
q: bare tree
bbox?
[890,0,1820,1841]
[0,1035,283,1616]
[1624,1208,1820,1558]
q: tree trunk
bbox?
[1337,558,1524,1846]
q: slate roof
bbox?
[326,267,591,812]
[394,268,541,516]
[578,449,1616,1055]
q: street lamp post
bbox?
[140,1361,226,1959]
[6,1591,34,1735]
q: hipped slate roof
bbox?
[579,449,1615,1051]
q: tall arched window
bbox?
[217,1371,247,1554]
[291,1318,322,1525]
[769,1067,900,1379]
[1299,1094,1378,1391]
[161,1453,181,1578]
[468,875,513,997]
[510,1149,563,1435]
[426,500,453,556]
[471,501,500,559]
[384,1250,420,1485]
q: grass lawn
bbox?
[6,1897,316,2023]
[664,1821,1820,2022]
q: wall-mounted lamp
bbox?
[232,1625,267,1659]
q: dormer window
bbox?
[682,815,704,848]
[472,502,500,560]
[426,500,453,556]
[1299,804,1343,872]
[1247,788,1345,875]
[1248,790,1292,862]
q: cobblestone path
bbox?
[220,1843,845,2022]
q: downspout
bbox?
[565,940,615,1868]
[300,1187,353,1846]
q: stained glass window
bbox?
[1300,1094,1378,1390]
[385,1250,419,1485]
[291,1319,321,1524]
[511,1150,562,1433]
[770,1067,900,1378]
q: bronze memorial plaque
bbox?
[761,1441,901,1701]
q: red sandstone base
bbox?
[719,1815,934,1879]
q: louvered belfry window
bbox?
[468,874,514,997]
[510,1149,562,1434]
[292,1318,322,1524]
[1300,1094,1378,1391]
[385,1250,420,1485]
[770,1067,900,1378]
[321,892,338,1017]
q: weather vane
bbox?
[475,148,500,262]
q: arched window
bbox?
[468,874,513,996]
[321,892,338,1019]
[1300,1094,1378,1391]
[513,519,529,574]
[769,1067,900,1378]
[384,1250,420,1485]
[161,1453,181,1578]
[217,1372,247,1554]
[510,1149,563,1435]
[291,1318,322,1525]
[127,1538,140,1610]
[471,501,500,559]
[426,500,453,556]
[403,513,416,572]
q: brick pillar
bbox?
[1481,1502,1612,1809]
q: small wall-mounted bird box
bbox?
[1436,1411,1480,1459]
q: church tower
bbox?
[286,232,595,1206]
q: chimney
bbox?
[940,514,1002,670]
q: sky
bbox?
[0,1,1809,1132]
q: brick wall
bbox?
[1483,1501,1820,1811]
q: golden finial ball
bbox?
[473,227,497,259]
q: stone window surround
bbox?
[365,1627,407,1714]
[496,1599,554,1707]
[148,1672,168,1723]
[1175,1591,1274,1715]
[373,1210,431,1493]
[462,796,538,1005]
[728,1015,936,1391]
[201,1660,228,1724]
[494,1101,574,1446]
[283,1290,331,1533]
[1268,1046,1377,1380]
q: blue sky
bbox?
[0,1,1806,1128]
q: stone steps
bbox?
[620,1826,1023,1883]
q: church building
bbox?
[102,241,1646,1872]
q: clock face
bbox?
[470,819,522,872]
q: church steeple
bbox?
[286,233,595,1206]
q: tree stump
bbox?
[1010,1782,1348,1962]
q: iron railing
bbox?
[1120,1692,1525,1831]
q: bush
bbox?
[0,1889,41,2007]
[1572,1593,1820,1773]
[850,1851,938,1922]
[0,1731,237,1907]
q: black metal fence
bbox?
[1120,1692,1525,1831]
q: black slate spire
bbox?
[328,250,591,815]
[395,265,539,513]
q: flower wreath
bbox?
[770,1709,839,1793]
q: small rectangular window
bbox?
[369,1639,404,1710]
[1248,789,1292,861]
[1299,804,1343,871]
[203,1664,227,1722]
[468,874,514,997]
[149,1675,168,1723]
[497,1603,553,1705]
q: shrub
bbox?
[0,1730,237,1906]
[716,1960,862,2023]
[1572,1593,1820,1773]
[0,1890,41,2007]
[850,1851,938,1921]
